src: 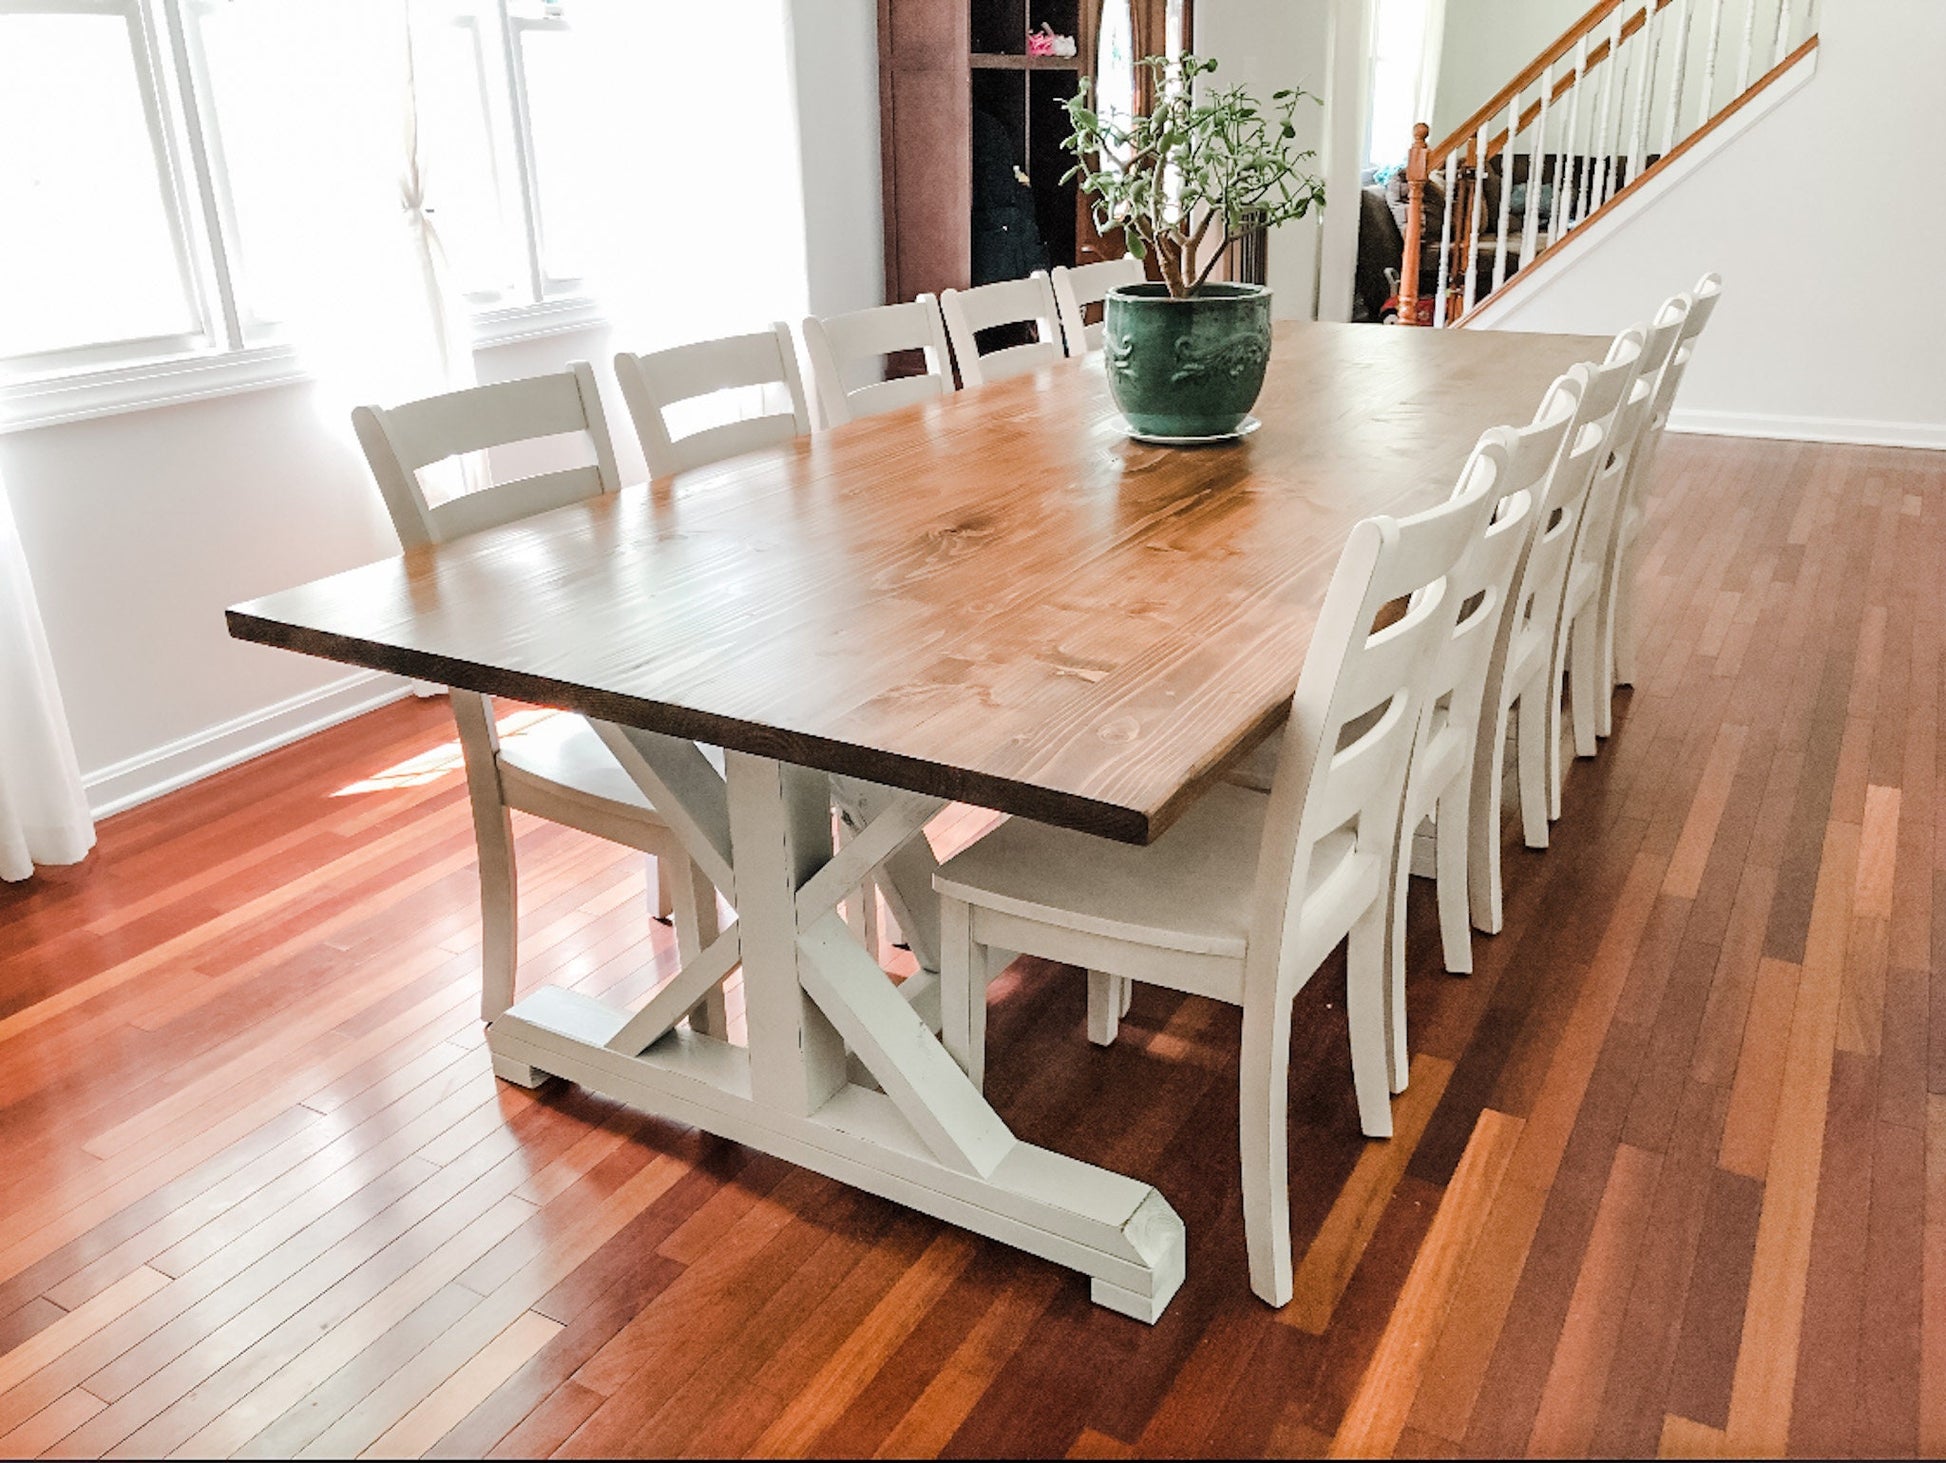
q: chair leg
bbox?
[1594,572,1620,738]
[1570,607,1601,758]
[1238,986,1297,1306]
[670,856,727,1038]
[1383,809,1414,1094]
[1119,975,1134,1017]
[651,856,675,922]
[1544,650,1569,824]
[1435,776,1474,975]
[1087,971,1124,1046]
[1614,553,1640,688]
[1346,898,1397,1138]
[1517,684,1551,851]
[940,896,988,1088]
[1468,693,1512,936]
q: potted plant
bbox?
[1063,54,1324,440]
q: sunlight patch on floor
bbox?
[332,707,562,795]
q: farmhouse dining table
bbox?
[228,320,1607,1322]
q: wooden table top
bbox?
[229,321,1608,844]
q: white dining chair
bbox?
[1607,273,1723,693]
[934,481,1495,1308]
[352,363,714,1027]
[1568,304,1689,746]
[1377,410,1573,1059]
[939,272,1064,387]
[1466,340,1638,934]
[614,324,812,477]
[801,296,955,428]
[1050,256,1146,356]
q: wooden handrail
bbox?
[1428,0,1681,170]
[1458,32,1817,325]
[1394,0,1817,331]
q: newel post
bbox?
[1398,122,1431,326]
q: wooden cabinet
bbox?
[878,0,1192,307]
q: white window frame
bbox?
[0,0,601,434]
[0,0,224,375]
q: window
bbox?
[1,0,600,416]
[0,2,210,368]
[1367,0,1441,170]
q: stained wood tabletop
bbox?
[228,321,1607,843]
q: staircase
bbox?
[1395,0,1819,327]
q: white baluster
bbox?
[1590,7,1623,212]
[1433,150,1456,326]
[1737,0,1758,93]
[1628,0,1657,179]
[1662,0,1694,155]
[1461,130,1485,315]
[1491,96,1516,292]
[1552,37,1587,249]
[1699,0,1727,128]
[1521,66,1549,265]
[1771,0,1791,65]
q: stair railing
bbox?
[1396,0,1817,327]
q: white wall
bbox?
[1476,0,1946,448]
[1195,0,1334,319]
[1432,0,1581,138]
[789,0,886,318]
[1,12,886,818]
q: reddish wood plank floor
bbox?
[0,434,1941,1458]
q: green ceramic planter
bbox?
[1103,282,1273,439]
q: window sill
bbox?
[0,296,608,435]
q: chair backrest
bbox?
[614,324,812,478]
[352,361,621,550]
[1502,333,1642,656]
[1581,304,1687,578]
[1421,398,1573,747]
[801,296,955,428]
[1650,272,1721,432]
[1246,479,1498,989]
[1051,256,1146,357]
[939,272,1063,387]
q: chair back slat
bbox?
[939,273,1063,387]
[843,375,950,421]
[352,360,618,551]
[614,323,811,478]
[428,465,608,543]
[664,416,804,473]
[375,370,593,471]
[1051,257,1146,356]
[802,296,953,427]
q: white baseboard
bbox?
[84,670,412,819]
[1666,410,1946,451]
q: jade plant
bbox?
[1062,54,1325,298]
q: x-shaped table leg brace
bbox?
[489,729,1186,1321]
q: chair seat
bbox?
[497,714,663,824]
[935,782,1379,965]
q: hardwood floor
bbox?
[0,433,1940,1457]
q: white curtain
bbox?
[196,0,477,416]
[572,0,810,354]
[0,475,93,881]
